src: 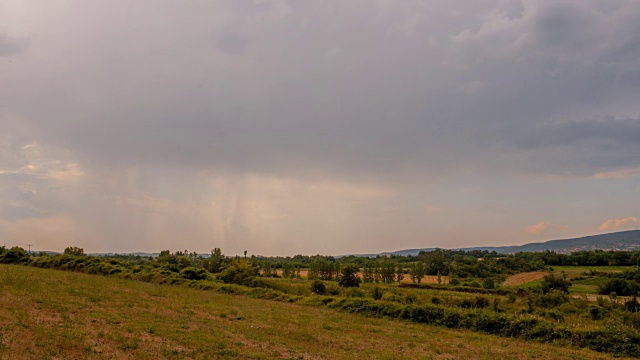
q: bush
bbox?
[179,267,209,281]
[0,247,30,264]
[371,286,383,300]
[589,305,604,320]
[541,272,571,293]
[599,278,639,297]
[344,287,364,298]
[326,282,341,295]
[311,280,327,295]
[482,278,495,289]
[624,296,640,313]
[218,260,257,286]
[531,290,568,308]
[448,278,460,286]
[473,296,490,309]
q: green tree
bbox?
[409,262,425,284]
[362,261,375,283]
[281,262,293,278]
[396,264,404,283]
[202,248,226,273]
[63,246,85,256]
[541,272,571,293]
[338,263,361,288]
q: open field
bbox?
[502,272,546,287]
[0,265,622,360]
[552,266,630,272]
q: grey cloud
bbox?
[3,0,640,183]
[520,118,640,148]
[213,31,251,56]
[0,33,27,57]
[3,0,640,253]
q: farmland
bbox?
[2,246,640,358]
[0,265,623,359]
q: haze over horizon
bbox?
[2,1,640,256]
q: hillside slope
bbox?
[384,230,640,256]
[0,265,617,360]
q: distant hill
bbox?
[381,230,640,256]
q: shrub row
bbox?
[399,282,513,295]
[299,296,640,357]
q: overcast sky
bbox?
[1,1,639,256]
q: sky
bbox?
[1,1,640,256]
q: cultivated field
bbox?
[0,265,620,360]
[502,272,547,286]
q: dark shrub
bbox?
[589,305,604,320]
[180,267,209,280]
[482,278,495,289]
[371,286,383,300]
[0,247,30,264]
[311,280,327,295]
[541,272,571,293]
[599,278,639,296]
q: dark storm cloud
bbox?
[517,117,640,148]
[2,1,640,182]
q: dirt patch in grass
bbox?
[502,272,546,286]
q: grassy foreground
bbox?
[0,265,623,360]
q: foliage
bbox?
[598,278,639,296]
[201,248,226,273]
[218,259,257,286]
[179,266,209,281]
[409,262,426,283]
[63,246,86,256]
[0,247,30,264]
[541,272,571,293]
[338,263,361,288]
[311,280,327,295]
[483,278,495,289]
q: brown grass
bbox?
[502,272,547,286]
[0,265,624,359]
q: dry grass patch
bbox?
[0,265,626,360]
[502,271,547,286]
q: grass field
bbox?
[551,266,632,272]
[501,272,546,286]
[0,265,623,360]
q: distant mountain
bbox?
[381,230,640,256]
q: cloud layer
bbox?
[599,217,640,232]
[2,1,640,254]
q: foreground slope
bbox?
[0,265,621,360]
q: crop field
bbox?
[502,272,547,286]
[0,265,623,360]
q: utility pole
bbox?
[27,244,32,255]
